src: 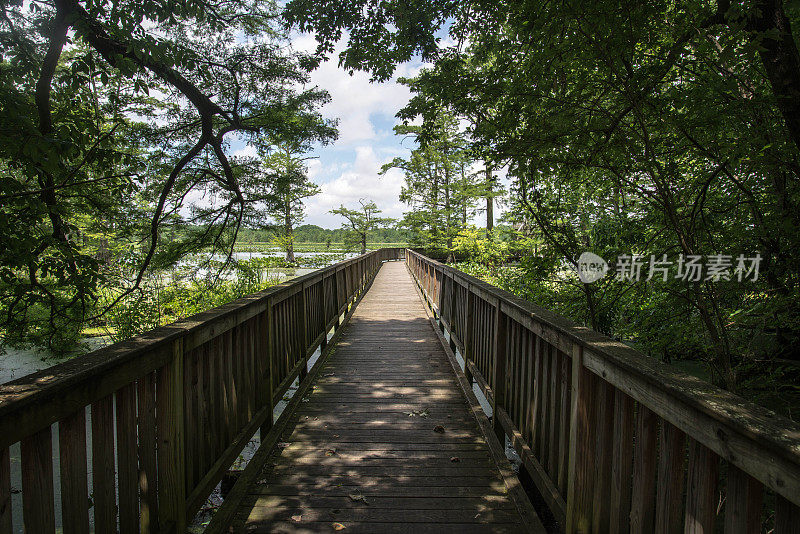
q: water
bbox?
[0,345,52,385]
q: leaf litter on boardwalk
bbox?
[348,494,368,504]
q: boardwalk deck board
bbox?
[229,261,542,533]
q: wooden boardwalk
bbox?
[227,261,542,533]
[5,249,799,533]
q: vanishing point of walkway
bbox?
[228,261,543,533]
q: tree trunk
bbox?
[284,199,295,264]
[486,164,494,235]
[748,0,800,154]
[360,233,366,255]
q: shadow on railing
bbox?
[0,248,405,533]
[406,249,800,533]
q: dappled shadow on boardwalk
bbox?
[228,262,536,533]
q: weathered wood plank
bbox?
[91,395,116,533]
[59,409,89,534]
[654,420,685,534]
[137,372,159,534]
[157,339,186,533]
[591,380,614,533]
[724,465,762,534]
[566,346,596,534]
[684,438,718,534]
[21,426,55,533]
[115,384,139,534]
[629,405,658,534]
[0,447,10,534]
[609,391,635,534]
[776,495,800,534]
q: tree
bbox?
[0,0,336,350]
[382,109,483,252]
[330,200,394,254]
[260,144,321,263]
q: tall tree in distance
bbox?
[382,109,483,251]
[261,144,320,263]
[330,199,394,254]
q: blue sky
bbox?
[231,33,425,228]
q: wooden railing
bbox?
[0,248,404,533]
[406,249,800,533]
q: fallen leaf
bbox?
[333,523,346,531]
[348,494,368,504]
[450,456,460,463]
[433,425,445,433]
[325,448,337,456]
[291,514,302,522]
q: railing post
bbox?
[261,300,275,439]
[447,274,457,353]
[299,284,308,381]
[319,279,328,352]
[566,344,596,533]
[491,298,507,445]
[464,285,475,384]
[157,338,187,533]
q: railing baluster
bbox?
[630,405,658,534]
[491,300,507,444]
[557,352,571,493]
[724,464,762,534]
[92,395,117,533]
[566,345,596,533]
[609,391,634,534]
[547,345,561,478]
[654,420,685,534]
[137,372,159,533]
[0,447,10,534]
[59,409,89,534]
[157,339,186,533]
[591,380,614,532]
[540,342,551,462]
[684,438,718,534]
[775,495,800,534]
[21,427,55,533]
[115,383,139,534]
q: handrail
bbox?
[0,247,405,533]
[405,248,800,533]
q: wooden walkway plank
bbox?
[229,261,544,533]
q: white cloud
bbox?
[304,146,406,227]
[293,33,420,146]
[232,144,258,159]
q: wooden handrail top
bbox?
[0,249,396,427]
[406,249,800,480]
